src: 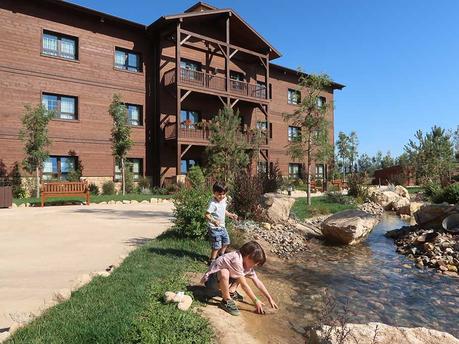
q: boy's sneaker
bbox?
[219,299,240,316]
[230,291,244,301]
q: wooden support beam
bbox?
[226,15,230,93]
[260,150,267,161]
[181,144,192,158]
[230,98,239,108]
[179,29,268,59]
[180,34,191,46]
[259,56,267,69]
[180,90,192,102]
[218,96,226,106]
[258,104,267,115]
[217,43,228,58]
[176,22,182,176]
[229,49,238,59]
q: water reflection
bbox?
[287,214,459,337]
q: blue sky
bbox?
[67,0,459,158]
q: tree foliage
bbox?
[283,72,333,205]
[109,94,133,195]
[404,126,455,186]
[206,106,250,186]
[19,104,54,197]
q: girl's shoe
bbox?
[230,291,244,301]
[219,299,240,316]
[207,258,216,266]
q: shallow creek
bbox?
[261,213,459,338]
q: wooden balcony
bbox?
[164,67,268,101]
[164,123,268,146]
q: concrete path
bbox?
[0,202,174,330]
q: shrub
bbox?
[432,183,459,204]
[260,162,283,193]
[232,171,263,219]
[138,176,151,190]
[187,165,205,189]
[124,164,135,194]
[325,191,354,205]
[165,183,180,194]
[9,162,26,198]
[151,186,168,195]
[88,183,99,196]
[173,185,211,239]
[347,173,369,203]
[102,180,116,195]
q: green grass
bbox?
[406,186,424,194]
[13,193,171,206]
[7,231,214,344]
[291,196,357,220]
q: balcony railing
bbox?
[164,68,267,100]
[164,124,268,145]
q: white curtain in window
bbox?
[132,161,140,173]
[43,159,53,173]
[60,38,75,58]
[129,106,139,125]
[60,97,75,119]
[43,34,58,54]
[115,51,126,66]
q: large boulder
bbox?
[414,203,459,227]
[307,322,459,344]
[261,193,295,223]
[368,186,413,215]
[393,197,411,215]
[320,209,380,245]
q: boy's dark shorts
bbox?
[204,272,238,295]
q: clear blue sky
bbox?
[67,0,459,158]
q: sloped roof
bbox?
[148,3,282,60]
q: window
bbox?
[288,163,302,179]
[42,93,77,120]
[43,156,77,180]
[115,158,143,181]
[230,71,244,81]
[180,59,201,71]
[180,59,201,82]
[257,160,268,174]
[181,110,199,128]
[288,89,301,105]
[126,104,142,126]
[115,48,141,72]
[317,96,326,108]
[256,121,268,131]
[181,159,197,175]
[230,71,245,92]
[288,126,301,141]
[42,30,78,60]
[316,164,325,180]
[255,81,267,98]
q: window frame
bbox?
[114,158,143,181]
[288,126,301,141]
[181,159,198,175]
[41,29,79,61]
[180,110,200,129]
[287,88,301,105]
[114,47,142,73]
[42,155,78,180]
[125,103,143,127]
[42,92,78,121]
[288,163,302,179]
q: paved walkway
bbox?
[0,202,174,329]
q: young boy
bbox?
[205,182,238,265]
[201,241,279,316]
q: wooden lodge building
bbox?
[0,0,344,187]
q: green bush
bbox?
[137,176,150,191]
[10,162,26,198]
[325,191,354,205]
[260,162,283,193]
[187,165,205,189]
[166,183,180,194]
[432,183,459,204]
[424,180,442,198]
[151,186,168,195]
[88,182,99,195]
[124,164,135,194]
[172,186,211,239]
[347,173,369,203]
[102,180,116,195]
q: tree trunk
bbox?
[307,143,312,206]
[342,157,346,181]
[36,166,40,198]
[121,158,126,196]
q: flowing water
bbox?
[278,214,459,337]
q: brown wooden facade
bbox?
[0,0,344,187]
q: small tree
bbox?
[109,94,133,195]
[283,72,333,205]
[404,126,455,186]
[336,131,350,180]
[19,104,54,198]
[206,106,250,186]
[348,131,359,173]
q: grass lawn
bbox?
[406,186,424,194]
[291,196,356,220]
[7,231,214,344]
[13,193,171,206]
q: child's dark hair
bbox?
[239,241,266,266]
[212,182,228,193]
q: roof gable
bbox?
[184,2,217,13]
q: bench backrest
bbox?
[41,182,87,193]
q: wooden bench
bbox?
[41,181,90,207]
